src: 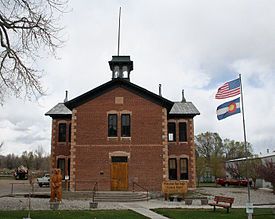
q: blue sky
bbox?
[1,0,275,155]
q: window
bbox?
[68,158,70,177]
[68,123,71,142]
[57,158,65,179]
[168,122,176,142]
[121,114,131,137]
[179,122,187,142]
[108,114,117,137]
[111,156,128,162]
[169,158,177,180]
[58,123,67,142]
[180,158,188,180]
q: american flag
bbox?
[215,78,241,99]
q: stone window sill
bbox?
[107,137,119,141]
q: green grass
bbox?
[0,210,148,219]
[154,208,275,219]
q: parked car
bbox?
[14,165,28,180]
[216,178,252,187]
[37,173,50,187]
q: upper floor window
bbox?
[168,158,177,180]
[121,114,131,137]
[180,158,188,180]
[58,123,67,142]
[179,122,187,142]
[68,123,71,142]
[168,122,176,142]
[108,114,117,137]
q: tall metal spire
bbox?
[109,7,133,81]
[117,7,121,56]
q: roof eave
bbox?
[169,113,200,118]
[45,114,72,119]
[65,79,174,110]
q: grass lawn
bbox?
[0,210,148,219]
[154,208,275,219]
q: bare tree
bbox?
[226,163,241,179]
[195,132,224,160]
[226,158,261,189]
[258,160,275,194]
[0,0,67,104]
[0,141,3,155]
[223,139,253,160]
[195,132,225,179]
[196,156,207,186]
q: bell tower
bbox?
[109,55,133,81]
[109,7,133,81]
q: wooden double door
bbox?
[111,156,128,191]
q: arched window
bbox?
[169,158,177,180]
[168,122,176,142]
[180,158,188,180]
[68,123,71,142]
[108,114,117,137]
[58,123,66,142]
[121,114,131,137]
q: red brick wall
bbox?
[75,87,163,145]
[50,86,197,191]
[168,118,196,188]
[51,118,71,175]
[72,87,165,191]
[74,145,163,191]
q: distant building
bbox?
[45,55,200,191]
[226,151,275,188]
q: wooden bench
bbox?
[209,196,234,213]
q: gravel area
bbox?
[0,187,274,210]
[0,197,126,211]
[197,187,275,206]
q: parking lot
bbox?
[0,178,274,206]
[0,178,50,196]
[0,178,274,211]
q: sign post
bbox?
[162,181,188,200]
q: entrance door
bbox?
[111,156,128,191]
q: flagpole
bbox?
[239,74,252,219]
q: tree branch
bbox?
[0,0,67,104]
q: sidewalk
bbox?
[123,203,169,219]
[123,199,275,219]
[122,199,214,219]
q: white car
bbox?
[37,174,50,187]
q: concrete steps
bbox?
[95,191,149,202]
[63,191,149,202]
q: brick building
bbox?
[45,55,200,191]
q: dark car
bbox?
[216,178,252,187]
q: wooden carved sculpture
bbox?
[50,168,62,202]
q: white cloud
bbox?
[1,0,275,155]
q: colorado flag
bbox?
[216,97,241,120]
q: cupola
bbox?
[109,55,133,81]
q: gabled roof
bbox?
[45,79,200,118]
[45,103,72,117]
[64,78,174,110]
[169,102,200,116]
